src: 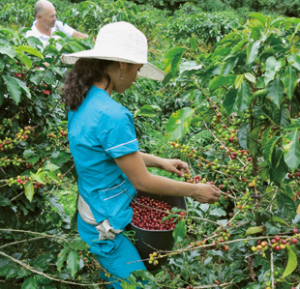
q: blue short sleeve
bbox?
[98,108,139,159]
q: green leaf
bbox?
[173,218,186,243]
[22,276,38,289]
[287,54,300,71]
[15,78,31,99]
[271,17,286,28]
[209,208,226,217]
[2,73,22,105]
[284,129,300,172]
[18,54,32,69]
[0,195,11,206]
[69,239,89,251]
[246,226,264,235]
[248,127,260,155]
[266,76,284,107]
[271,216,288,226]
[162,71,172,86]
[209,75,236,91]
[0,44,17,58]
[28,156,40,165]
[43,70,57,85]
[43,163,59,171]
[265,222,281,235]
[263,136,281,166]
[46,171,61,183]
[32,254,52,269]
[221,57,238,76]
[67,251,79,278]
[0,28,16,36]
[282,66,297,99]
[246,40,260,65]
[24,181,34,203]
[30,172,46,184]
[223,88,237,115]
[164,48,185,77]
[165,107,195,140]
[264,57,282,85]
[133,270,155,281]
[277,193,296,220]
[5,267,19,279]
[244,72,256,83]
[120,281,137,289]
[237,123,250,149]
[180,61,202,74]
[271,149,288,184]
[282,245,297,278]
[231,39,248,54]
[253,89,267,98]
[134,105,161,117]
[249,13,266,26]
[56,246,70,273]
[261,126,272,146]
[236,81,251,113]
[280,107,291,127]
[15,45,44,59]
[234,74,244,89]
[23,149,35,157]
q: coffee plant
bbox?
[1,1,300,289]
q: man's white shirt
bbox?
[25,20,75,47]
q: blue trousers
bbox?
[77,214,147,288]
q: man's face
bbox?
[39,5,57,29]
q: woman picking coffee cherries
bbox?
[62,21,221,288]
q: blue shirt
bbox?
[68,86,139,229]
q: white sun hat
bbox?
[61,21,164,81]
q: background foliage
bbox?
[0,0,300,289]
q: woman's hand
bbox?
[139,152,190,176]
[192,183,221,204]
[160,158,190,177]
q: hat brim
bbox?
[61,50,164,81]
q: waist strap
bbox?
[78,194,122,240]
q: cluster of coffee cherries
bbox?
[0,156,11,167]
[0,117,13,134]
[78,251,100,271]
[148,251,161,266]
[48,127,68,140]
[0,138,14,151]
[251,229,299,257]
[15,126,34,141]
[130,196,175,230]
[6,176,32,188]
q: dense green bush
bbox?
[256,0,300,16]
[165,7,242,46]
[1,0,300,288]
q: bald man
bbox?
[26,0,88,47]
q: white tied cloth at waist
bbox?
[77,194,122,240]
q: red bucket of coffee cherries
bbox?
[127,191,187,271]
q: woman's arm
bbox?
[139,152,190,177]
[115,152,220,204]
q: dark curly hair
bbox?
[63,58,116,111]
